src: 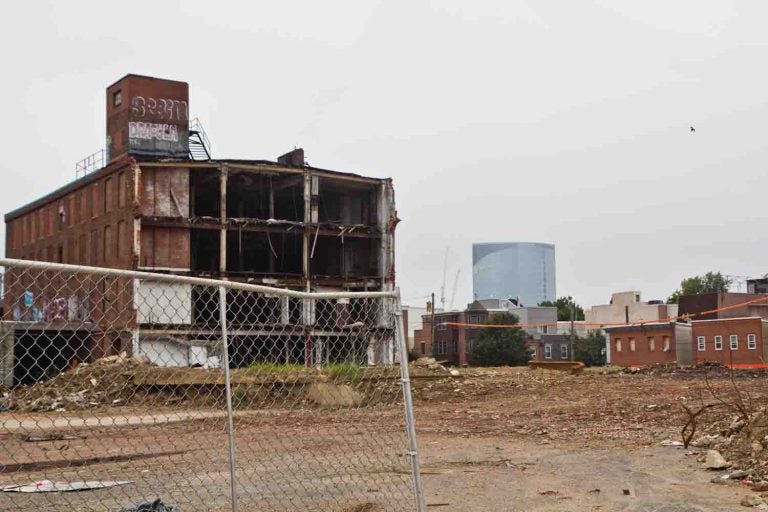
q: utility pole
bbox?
[570,302,576,361]
[430,292,437,359]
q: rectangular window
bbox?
[629,338,636,352]
[90,230,99,265]
[420,342,426,355]
[118,172,126,207]
[697,336,705,351]
[561,344,568,359]
[648,337,655,351]
[715,335,723,351]
[117,220,125,260]
[663,336,671,352]
[544,344,552,359]
[748,334,757,350]
[104,225,112,262]
[615,338,622,352]
[68,195,75,226]
[105,177,114,212]
[103,179,110,213]
[91,183,99,218]
[730,335,738,351]
[79,190,87,222]
[79,233,87,264]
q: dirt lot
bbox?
[2,366,768,511]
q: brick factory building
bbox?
[2,74,398,385]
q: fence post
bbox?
[218,285,239,512]
[394,289,426,512]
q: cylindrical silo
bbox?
[472,242,556,306]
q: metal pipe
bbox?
[0,259,397,300]
[218,285,238,512]
[394,289,426,512]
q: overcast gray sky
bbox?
[1,1,767,309]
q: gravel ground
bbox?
[2,366,767,511]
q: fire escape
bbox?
[188,118,212,160]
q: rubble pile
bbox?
[689,408,768,500]
[9,352,153,412]
[624,362,768,379]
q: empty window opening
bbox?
[190,230,220,272]
[225,231,301,274]
[311,236,378,278]
[226,173,271,219]
[317,180,377,225]
[190,169,221,217]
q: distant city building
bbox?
[747,278,768,295]
[585,291,677,326]
[413,299,556,365]
[678,292,768,321]
[472,242,555,306]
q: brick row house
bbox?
[691,317,768,368]
[604,317,768,368]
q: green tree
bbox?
[471,312,530,367]
[538,296,585,321]
[575,331,606,367]
[667,272,732,304]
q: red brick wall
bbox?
[692,318,765,367]
[609,326,676,366]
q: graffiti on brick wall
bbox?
[131,96,188,122]
[128,122,180,142]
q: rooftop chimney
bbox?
[277,148,305,167]
[106,74,189,162]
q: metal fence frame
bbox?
[0,258,425,512]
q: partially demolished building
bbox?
[2,74,398,385]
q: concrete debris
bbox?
[11,354,155,412]
[741,494,766,507]
[692,435,725,448]
[752,482,768,492]
[661,440,684,447]
[705,450,729,470]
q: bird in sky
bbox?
[690,126,696,133]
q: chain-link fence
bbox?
[0,259,424,512]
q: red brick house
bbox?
[691,317,768,368]
[604,322,692,367]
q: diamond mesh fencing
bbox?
[0,259,424,512]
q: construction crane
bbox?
[449,269,461,310]
[440,248,449,311]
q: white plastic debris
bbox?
[2,480,131,493]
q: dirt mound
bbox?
[9,353,154,412]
